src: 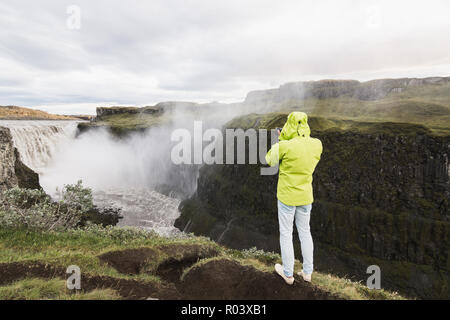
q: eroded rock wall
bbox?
[0,126,40,192]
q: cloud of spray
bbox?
[38,101,268,199]
[40,127,157,193]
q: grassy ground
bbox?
[0,106,78,120]
[224,83,450,136]
[227,112,436,137]
[275,83,450,134]
[0,226,406,300]
[0,226,215,283]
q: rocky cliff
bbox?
[95,106,165,121]
[0,127,40,191]
[77,105,169,137]
[175,115,450,299]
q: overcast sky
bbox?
[1,0,449,114]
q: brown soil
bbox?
[79,275,178,299]
[0,261,178,300]
[155,244,219,283]
[179,259,340,300]
[98,248,158,275]
[0,262,66,286]
[98,244,219,283]
[0,248,339,300]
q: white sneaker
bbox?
[297,271,312,283]
[274,264,294,285]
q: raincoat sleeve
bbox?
[265,143,280,167]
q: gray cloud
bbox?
[0,0,449,114]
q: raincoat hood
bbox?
[279,112,311,141]
[265,110,322,206]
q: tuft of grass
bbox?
[230,246,280,264]
[0,278,120,300]
[311,270,405,300]
[180,256,234,281]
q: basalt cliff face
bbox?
[175,118,450,299]
[0,127,40,191]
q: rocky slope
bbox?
[0,127,40,191]
[175,114,450,299]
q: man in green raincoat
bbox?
[265,112,323,285]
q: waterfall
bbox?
[0,120,79,173]
[0,119,184,236]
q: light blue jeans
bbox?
[277,200,314,277]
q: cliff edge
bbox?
[0,127,40,191]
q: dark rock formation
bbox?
[0,127,40,191]
[175,120,450,299]
[95,106,165,121]
[95,106,140,120]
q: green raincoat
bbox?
[265,112,323,206]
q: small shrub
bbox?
[240,247,280,264]
[1,187,49,209]
[57,180,94,215]
[0,187,74,231]
[83,206,122,227]
[71,224,158,242]
[0,181,122,231]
